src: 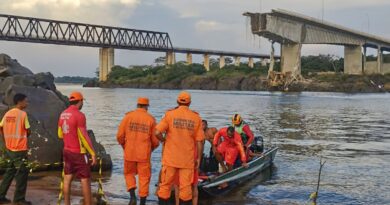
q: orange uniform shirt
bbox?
[117,108,159,162]
[156,106,205,169]
[213,127,247,163]
[0,108,30,151]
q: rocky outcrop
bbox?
[0,54,33,77]
[0,54,112,171]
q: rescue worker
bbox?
[0,93,31,205]
[202,120,217,145]
[116,97,159,205]
[213,126,248,172]
[58,91,97,205]
[232,114,254,151]
[155,91,204,205]
[174,143,199,205]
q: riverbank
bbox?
[96,65,390,93]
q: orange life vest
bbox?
[1,108,29,151]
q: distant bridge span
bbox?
[0,14,275,81]
[244,9,390,75]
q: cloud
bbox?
[0,0,140,25]
[195,20,228,32]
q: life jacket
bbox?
[2,108,29,151]
[234,121,249,145]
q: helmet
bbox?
[232,114,242,126]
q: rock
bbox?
[181,76,217,90]
[0,75,35,94]
[83,79,100,87]
[34,72,56,91]
[0,54,33,77]
[384,82,390,91]
[217,76,244,90]
[88,131,112,170]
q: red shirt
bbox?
[58,105,95,156]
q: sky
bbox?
[1,0,390,77]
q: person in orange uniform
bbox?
[0,94,31,205]
[213,126,248,172]
[116,97,159,205]
[232,114,254,151]
[58,92,97,205]
[173,143,200,205]
[156,91,204,205]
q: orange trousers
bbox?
[124,161,151,197]
[157,165,194,201]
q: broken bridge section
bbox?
[244,9,390,75]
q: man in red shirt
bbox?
[58,92,96,205]
[213,126,248,172]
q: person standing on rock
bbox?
[58,91,97,205]
[0,93,31,205]
[116,97,159,205]
[155,91,204,205]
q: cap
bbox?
[69,91,84,102]
[137,97,149,105]
[177,91,191,104]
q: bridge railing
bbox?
[0,14,173,51]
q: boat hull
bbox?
[198,147,278,197]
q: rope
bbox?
[0,156,109,205]
[57,164,65,205]
[97,158,108,204]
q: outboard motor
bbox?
[251,136,264,153]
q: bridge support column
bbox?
[204,54,210,71]
[261,59,267,67]
[281,43,301,75]
[234,57,241,66]
[344,45,362,75]
[248,57,254,68]
[219,56,225,69]
[378,47,383,74]
[99,48,114,82]
[166,51,176,65]
[186,53,192,65]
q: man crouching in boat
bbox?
[213,126,248,172]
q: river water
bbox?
[57,84,390,205]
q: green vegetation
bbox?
[107,60,270,85]
[55,76,95,84]
[301,55,344,75]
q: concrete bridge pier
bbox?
[281,43,301,75]
[248,57,254,68]
[186,53,192,65]
[234,56,241,66]
[166,51,176,65]
[344,45,363,74]
[219,55,225,68]
[377,47,383,73]
[261,59,267,67]
[99,48,114,81]
[204,54,210,71]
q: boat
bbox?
[198,146,278,197]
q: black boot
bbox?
[179,199,192,205]
[139,197,146,205]
[158,197,169,205]
[129,188,137,205]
